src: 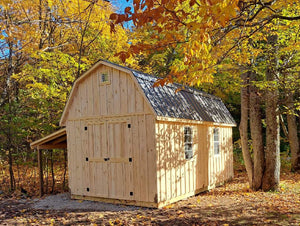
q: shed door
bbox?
[87,119,133,200]
[107,121,133,199]
[87,122,109,197]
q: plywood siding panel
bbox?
[220,127,224,182]
[99,71,108,116]
[138,115,149,202]
[229,128,234,178]
[81,120,89,196]
[67,87,78,119]
[165,123,171,201]
[207,126,234,187]
[174,124,181,198]
[123,122,133,200]
[179,125,185,196]
[80,81,88,117]
[156,122,162,202]
[74,121,83,195]
[107,123,115,198]
[158,122,166,202]
[202,126,209,188]
[120,72,128,114]
[135,88,144,113]
[208,127,213,186]
[170,123,176,198]
[92,71,100,116]
[132,116,141,201]
[127,76,136,114]
[75,91,81,118]
[67,121,75,194]
[87,124,95,195]
[106,71,114,115]
[146,115,157,203]
[112,69,121,115]
[195,126,201,189]
[87,75,94,115]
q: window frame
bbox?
[213,127,220,156]
[184,126,193,160]
[99,72,110,85]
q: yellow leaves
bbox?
[48,0,53,8]
[50,218,55,226]
[162,203,175,209]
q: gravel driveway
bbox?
[32,193,141,211]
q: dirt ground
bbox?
[1,171,300,225]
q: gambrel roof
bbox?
[60,60,236,126]
[103,60,236,125]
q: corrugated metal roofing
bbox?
[102,60,236,125]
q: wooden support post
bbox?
[37,148,44,197]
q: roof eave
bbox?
[30,128,67,149]
[156,116,236,127]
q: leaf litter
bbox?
[0,170,300,225]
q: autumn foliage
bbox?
[1,0,300,200]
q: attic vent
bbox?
[99,72,110,85]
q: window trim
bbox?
[213,127,220,156]
[184,126,193,160]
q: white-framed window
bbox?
[99,72,110,85]
[184,127,193,160]
[214,128,220,155]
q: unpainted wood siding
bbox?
[66,65,153,118]
[156,121,233,203]
[208,126,234,187]
[66,65,157,203]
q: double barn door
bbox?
[83,118,133,200]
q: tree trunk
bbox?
[286,93,300,171]
[249,72,264,190]
[262,68,280,191]
[50,150,55,193]
[38,148,44,197]
[239,72,254,186]
[8,149,15,191]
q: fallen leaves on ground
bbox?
[0,171,300,225]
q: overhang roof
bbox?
[30,128,67,149]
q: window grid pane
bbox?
[214,128,220,155]
[184,127,193,160]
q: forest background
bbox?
[0,0,300,195]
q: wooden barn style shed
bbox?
[32,60,236,208]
